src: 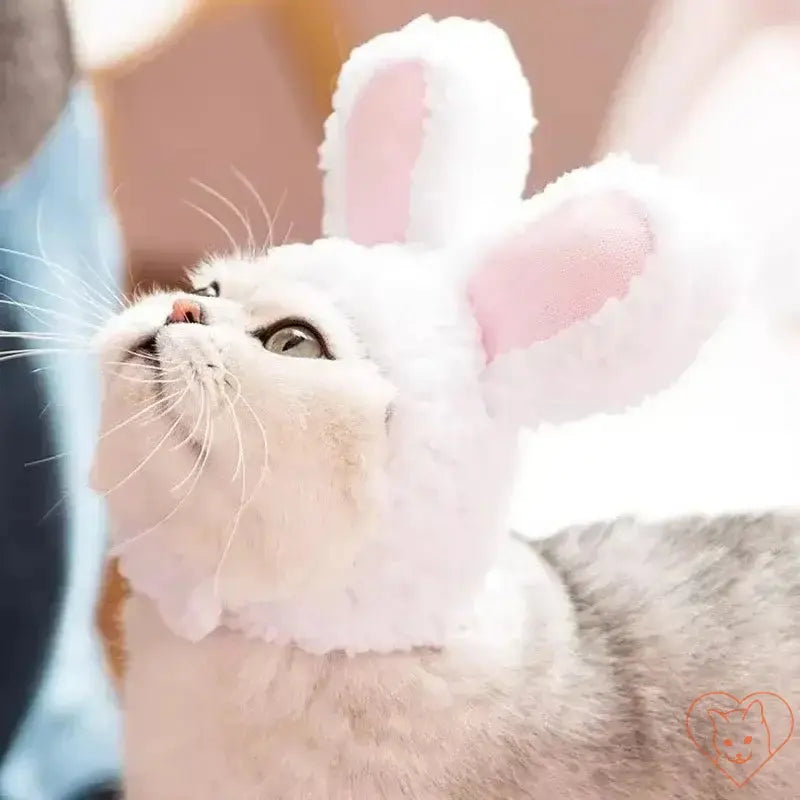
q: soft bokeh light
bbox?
[65,0,198,69]
[511,311,800,537]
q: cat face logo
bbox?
[686,692,795,788]
[708,701,768,767]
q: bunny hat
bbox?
[92,16,737,656]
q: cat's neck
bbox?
[225,532,538,656]
[119,532,551,657]
[115,410,522,654]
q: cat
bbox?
[88,14,796,800]
[90,259,800,799]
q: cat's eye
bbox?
[744,736,753,745]
[724,739,733,747]
[191,280,220,298]
[256,320,330,359]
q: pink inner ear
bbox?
[345,61,427,246]
[469,192,653,361]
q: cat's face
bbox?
[708,702,771,764]
[91,239,497,619]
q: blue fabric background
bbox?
[0,84,121,799]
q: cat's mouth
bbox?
[725,753,752,765]
[127,332,160,364]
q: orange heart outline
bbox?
[686,692,795,788]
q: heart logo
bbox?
[686,692,795,788]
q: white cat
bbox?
[90,16,800,800]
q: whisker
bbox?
[119,347,164,365]
[102,359,168,371]
[0,348,87,364]
[171,392,213,492]
[0,329,90,346]
[98,386,185,442]
[170,386,206,456]
[231,167,279,252]
[79,254,126,311]
[170,386,206,455]
[0,272,110,323]
[0,246,117,316]
[0,298,103,332]
[28,386,185,468]
[111,371,183,386]
[214,463,247,601]
[184,201,239,254]
[103,355,182,372]
[80,205,127,307]
[37,197,122,313]
[0,290,50,328]
[213,374,248,594]
[25,451,71,467]
[40,491,67,524]
[37,199,121,313]
[102,387,191,495]
[191,177,254,253]
[114,396,212,552]
[270,188,288,249]
[224,376,245,483]
[0,349,82,360]
[213,389,269,600]
[97,245,128,309]
[238,392,270,497]
[172,396,212,493]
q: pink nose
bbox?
[166,298,203,325]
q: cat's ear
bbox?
[467,155,741,428]
[319,15,534,248]
[708,709,727,727]
[743,700,766,723]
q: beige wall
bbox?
[98,0,656,287]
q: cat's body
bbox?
[122,512,800,799]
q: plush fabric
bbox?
[321,15,535,249]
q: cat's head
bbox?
[91,16,739,652]
[708,701,771,764]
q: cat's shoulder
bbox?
[530,510,799,566]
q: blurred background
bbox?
[74,0,655,287]
[2,0,800,797]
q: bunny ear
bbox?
[467,155,740,427]
[319,15,534,248]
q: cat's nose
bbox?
[166,298,204,325]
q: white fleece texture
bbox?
[93,16,740,655]
[320,14,535,248]
[474,154,740,427]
